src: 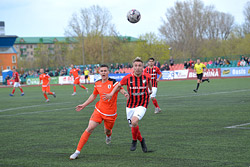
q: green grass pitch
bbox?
[0,78,250,167]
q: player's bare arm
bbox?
[103,82,122,100]
[119,88,129,100]
[156,73,162,82]
[148,82,153,95]
[75,94,97,112]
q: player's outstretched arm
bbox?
[103,82,122,100]
[119,88,129,100]
[75,94,97,112]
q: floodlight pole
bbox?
[82,32,85,66]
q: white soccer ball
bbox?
[127,9,141,23]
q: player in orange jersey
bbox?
[39,68,56,102]
[69,64,88,96]
[70,64,129,160]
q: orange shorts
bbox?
[90,109,117,130]
[74,78,80,85]
[42,86,50,92]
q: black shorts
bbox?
[85,75,88,79]
[197,73,203,80]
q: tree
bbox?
[134,33,170,63]
[243,1,250,34]
[65,5,117,65]
[159,0,234,59]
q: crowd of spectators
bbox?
[14,55,250,80]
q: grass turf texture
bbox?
[0,78,250,167]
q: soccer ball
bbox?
[127,9,141,23]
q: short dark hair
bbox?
[100,64,109,68]
[133,57,143,64]
[148,57,155,61]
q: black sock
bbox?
[202,79,208,82]
[196,83,200,90]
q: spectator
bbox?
[45,68,50,73]
[155,61,161,68]
[215,60,220,66]
[110,64,114,70]
[127,63,132,68]
[169,56,174,67]
[240,59,246,66]
[49,71,54,77]
[20,67,25,77]
[54,68,60,76]
[245,56,249,63]
[223,59,230,65]
[189,59,194,68]
[160,64,166,71]
[213,58,217,65]
[60,67,67,76]
[184,61,189,69]
[248,58,250,65]
[208,60,213,65]
[4,75,10,85]
[165,63,170,71]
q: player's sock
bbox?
[12,88,15,94]
[137,127,143,142]
[152,99,160,108]
[43,93,48,100]
[19,88,24,93]
[73,86,76,92]
[196,83,200,90]
[131,126,139,141]
[80,85,86,89]
[202,79,208,82]
[106,130,112,137]
[48,92,53,95]
[76,130,91,152]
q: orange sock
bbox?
[19,88,24,93]
[73,86,76,92]
[48,92,53,95]
[43,93,48,100]
[80,85,86,89]
[77,130,91,151]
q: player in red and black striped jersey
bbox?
[104,57,152,153]
[144,58,162,114]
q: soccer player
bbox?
[9,68,24,96]
[39,68,56,102]
[69,64,88,96]
[104,57,152,153]
[144,57,162,114]
[70,64,129,160]
[84,67,90,84]
[193,59,210,93]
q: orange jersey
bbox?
[93,78,123,116]
[39,73,50,87]
[70,68,80,79]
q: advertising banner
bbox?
[188,68,221,79]
[162,71,174,80]
[173,70,188,79]
[221,67,250,77]
[26,77,59,85]
[58,75,95,85]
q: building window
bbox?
[12,66,16,69]
[7,66,10,70]
[12,55,16,63]
[31,51,33,55]
[30,45,33,49]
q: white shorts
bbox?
[13,82,21,88]
[150,87,157,98]
[126,106,146,126]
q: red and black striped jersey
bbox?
[120,73,151,108]
[144,66,162,87]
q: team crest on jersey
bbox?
[143,79,146,83]
[108,84,111,89]
[153,69,156,72]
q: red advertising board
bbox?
[188,68,221,79]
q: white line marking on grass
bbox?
[0,102,72,113]
[158,89,250,99]
[225,123,250,129]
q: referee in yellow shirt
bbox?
[193,59,210,93]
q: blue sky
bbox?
[0,0,249,38]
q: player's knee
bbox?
[151,97,155,101]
